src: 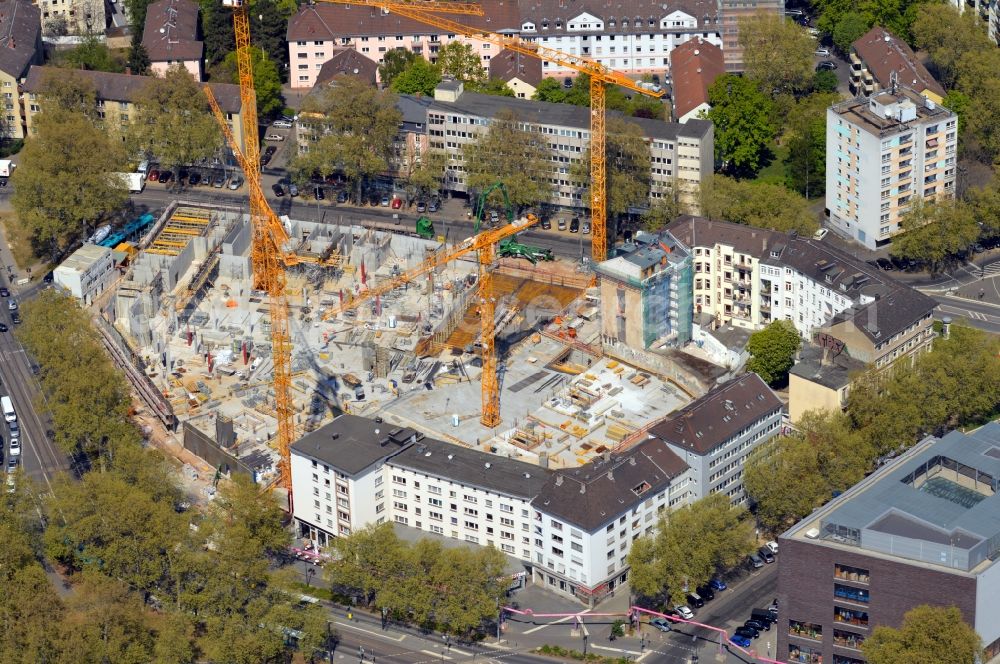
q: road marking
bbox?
[522,610,592,634]
[591,645,642,656]
[449,647,471,656]
[331,620,407,642]
[420,650,451,660]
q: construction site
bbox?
[95,198,718,489]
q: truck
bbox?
[415,216,435,239]
[0,160,15,178]
[116,172,146,193]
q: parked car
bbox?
[314,186,325,200]
[765,541,779,554]
[264,145,277,156]
[0,287,9,297]
[272,120,293,129]
[563,77,573,89]
[673,605,694,620]
[148,169,160,182]
[272,183,285,197]
[0,323,7,333]
[649,617,672,633]
[540,218,551,229]
[6,455,16,472]
[7,300,16,311]
[744,619,769,632]
[288,183,299,197]
[875,257,894,270]
[416,201,427,213]
[391,197,403,209]
[380,195,391,207]
[212,173,226,188]
[229,176,243,190]
[264,134,285,141]
[428,198,440,212]
[814,48,831,56]
[159,170,173,184]
[748,552,765,569]
[570,217,580,233]
[816,60,837,70]
[557,219,567,231]
[489,210,500,224]
[758,546,775,564]
[10,313,20,325]
[729,634,752,649]
[337,190,348,203]
[686,593,704,608]
[735,626,759,640]
[8,438,18,457]
[188,171,201,186]
[582,221,591,234]
[695,585,715,601]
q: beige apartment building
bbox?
[21,66,246,154]
[825,87,957,250]
[0,0,42,140]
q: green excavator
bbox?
[473,182,553,265]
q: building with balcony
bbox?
[778,422,1000,664]
[21,66,246,154]
[0,0,41,140]
[596,229,693,349]
[648,372,782,504]
[825,87,957,250]
[290,413,695,605]
[664,215,936,369]
[142,0,203,81]
[848,27,944,103]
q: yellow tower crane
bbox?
[205,0,484,508]
[317,0,665,262]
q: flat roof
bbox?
[830,86,952,137]
[784,422,1000,573]
[58,243,112,273]
[789,343,867,391]
[291,414,417,475]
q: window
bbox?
[834,607,868,628]
[392,475,406,485]
[833,629,865,650]
[787,644,822,664]
[834,584,869,604]
[834,564,869,584]
[428,485,441,495]
[788,621,822,640]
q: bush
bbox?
[0,139,23,159]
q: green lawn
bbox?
[754,142,789,186]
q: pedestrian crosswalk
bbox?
[981,261,1000,277]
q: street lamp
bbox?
[305,566,316,587]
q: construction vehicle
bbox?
[323,0,664,262]
[497,238,553,264]
[415,216,435,239]
[204,0,481,508]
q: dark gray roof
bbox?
[489,49,542,87]
[287,2,521,41]
[515,0,720,35]
[291,414,419,476]
[142,0,203,62]
[807,423,1000,570]
[23,66,242,114]
[315,49,378,87]
[0,0,39,79]
[419,88,708,141]
[389,437,551,500]
[532,439,689,532]
[650,373,781,455]
[788,343,866,391]
[666,215,936,345]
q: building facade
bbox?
[787,343,866,423]
[142,0,203,81]
[488,49,542,99]
[779,423,1000,664]
[665,216,937,369]
[649,373,782,504]
[596,229,693,349]
[53,243,116,304]
[36,0,104,36]
[290,414,695,604]
[21,66,246,154]
[0,0,42,140]
[719,0,784,71]
[848,27,945,103]
[825,88,957,250]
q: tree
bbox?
[55,36,125,72]
[641,197,681,233]
[967,180,1000,240]
[629,494,755,605]
[124,0,154,31]
[706,74,775,177]
[746,320,801,386]
[785,93,839,198]
[890,199,980,273]
[407,149,447,199]
[200,0,235,67]
[379,48,419,86]
[812,68,838,93]
[532,77,567,104]
[832,12,871,53]
[572,118,651,218]
[912,4,994,88]
[130,65,222,174]
[436,42,486,88]
[249,0,291,80]
[738,14,815,96]
[36,68,98,119]
[390,58,441,96]
[126,37,151,76]
[700,176,818,234]
[462,108,548,210]
[11,110,128,257]
[942,89,970,134]
[478,77,516,97]
[863,605,981,664]
[223,47,283,118]
[289,76,402,204]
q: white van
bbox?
[1,396,15,423]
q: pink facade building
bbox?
[142,0,203,81]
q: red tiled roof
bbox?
[852,26,945,99]
[488,48,542,86]
[287,2,522,41]
[669,37,724,120]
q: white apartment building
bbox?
[665,215,937,369]
[290,414,694,604]
[825,87,957,250]
[649,373,782,504]
[53,243,116,305]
